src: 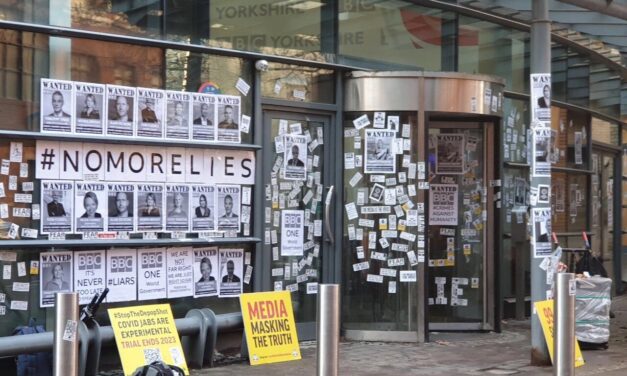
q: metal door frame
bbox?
[426,119,497,331]
[261,107,338,340]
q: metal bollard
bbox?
[53,292,79,376]
[554,273,575,376]
[316,284,340,376]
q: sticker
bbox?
[353,114,370,130]
[400,271,417,282]
[235,77,250,96]
[62,320,78,342]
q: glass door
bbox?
[427,122,495,330]
[591,149,617,282]
[262,110,331,340]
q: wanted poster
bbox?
[530,73,551,124]
[166,247,194,298]
[531,208,552,258]
[74,82,105,135]
[191,93,216,141]
[165,184,190,232]
[106,248,137,302]
[136,88,165,138]
[40,251,73,307]
[216,185,241,232]
[106,85,136,137]
[137,248,167,300]
[74,182,107,233]
[165,91,191,140]
[191,185,215,231]
[41,180,73,234]
[193,247,219,298]
[283,135,307,181]
[364,129,396,174]
[107,183,135,232]
[436,134,465,174]
[532,127,551,177]
[574,131,583,165]
[216,95,241,143]
[428,184,458,226]
[281,210,304,256]
[40,79,74,133]
[137,184,164,232]
[74,250,106,305]
[218,248,243,298]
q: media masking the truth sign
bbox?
[240,291,301,366]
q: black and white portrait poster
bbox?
[191,93,216,141]
[166,247,194,299]
[283,135,307,181]
[74,250,106,305]
[136,88,165,138]
[191,185,215,231]
[106,85,136,137]
[514,177,527,207]
[216,95,241,143]
[428,184,458,226]
[137,183,164,232]
[106,248,137,303]
[40,251,73,307]
[74,82,105,135]
[436,134,465,174]
[218,248,243,298]
[531,208,552,258]
[530,73,551,124]
[106,183,135,232]
[74,182,107,233]
[40,79,74,133]
[532,127,551,177]
[193,247,219,298]
[216,185,240,232]
[41,180,73,234]
[165,184,190,232]
[364,129,396,174]
[165,91,191,140]
[137,248,167,301]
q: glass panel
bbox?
[589,62,621,119]
[266,115,324,323]
[591,117,619,145]
[338,3,452,70]
[260,62,334,104]
[165,50,254,144]
[566,109,589,170]
[502,97,529,164]
[458,16,529,93]
[342,111,419,331]
[427,126,484,323]
[550,107,568,168]
[167,0,328,62]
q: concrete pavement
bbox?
[194,294,627,375]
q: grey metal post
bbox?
[554,273,575,376]
[53,292,79,376]
[530,0,552,365]
[316,284,340,376]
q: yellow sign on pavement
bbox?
[534,299,585,367]
[240,291,301,365]
[108,304,189,375]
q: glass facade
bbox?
[0,0,623,356]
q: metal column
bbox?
[530,0,552,365]
[316,284,340,376]
[554,273,575,375]
[53,292,79,376]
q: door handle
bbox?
[324,185,335,244]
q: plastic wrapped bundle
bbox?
[575,276,611,344]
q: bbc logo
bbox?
[77,253,103,270]
[141,252,163,268]
[110,256,133,273]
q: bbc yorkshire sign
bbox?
[240,291,301,365]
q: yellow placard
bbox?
[240,291,301,366]
[108,304,189,375]
[534,300,585,367]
